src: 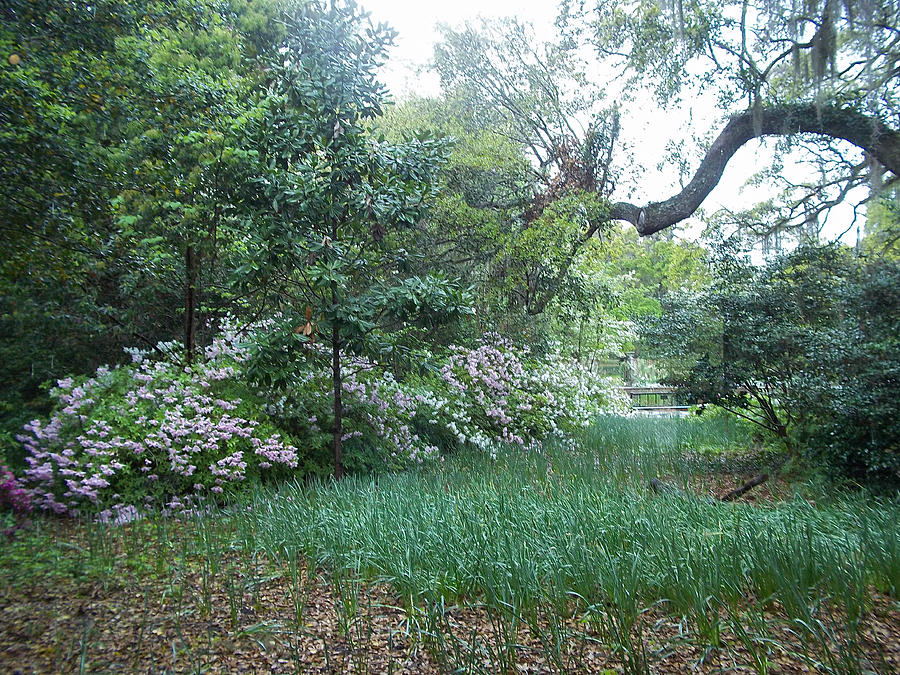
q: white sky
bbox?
[361,0,863,245]
[364,0,558,99]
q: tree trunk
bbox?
[184,244,197,364]
[331,285,344,480]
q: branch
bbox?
[609,104,900,236]
[720,473,769,502]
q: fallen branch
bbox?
[650,472,770,502]
[720,473,769,502]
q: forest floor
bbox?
[1,537,897,674]
[2,420,898,674]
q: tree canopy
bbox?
[433,1,899,241]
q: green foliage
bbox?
[538,224,709,364]
[395,20,623,330]
[642,244,899,484]
[234,0,473,476]
[0,0,285,444]
[1,0,144,422]
[862,187,900,259]
[808,256,900,484]
[380,95,538,328]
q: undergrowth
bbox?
[3,415,897,673]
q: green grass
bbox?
[232,414,899,672]
[3,414,897,673]
[243,446,897,613]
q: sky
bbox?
[358,0,864,245]
[363,0,558,99]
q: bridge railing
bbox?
[621,386,693,410]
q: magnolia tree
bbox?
[237,0,471,478]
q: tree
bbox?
[237,0,471,478]
[381,93,615,345]
[105,0,284,362]
[432,3,899,246]
[811,254,899,484]
[862,186,900,258]
[433,19,622,315]
[1,0,142,427]
[563,0,900,236]
[608,104,900,235]
[379,95,535,326]
[0,0,283,442]
[379,89,709,356]
[641,243,899,484]
[642,245,848,452]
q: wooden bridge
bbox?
[621,386,692,413]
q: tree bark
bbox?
[331,286,344,480]
[184,244,197,364]
[720,473,769,502]
[331,316,344,478]
[650,473,770,502]
[610,104,900,236]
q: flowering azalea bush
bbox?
[19,321,299,518]
[1,464,32,536]
[411,334,629,453]
[19,319,445,517]
[17,321,627,518]
[339,363,441,468]
[257,347,440,475]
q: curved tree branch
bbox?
[610,104,900,235]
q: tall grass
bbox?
[10,415,892,672]
[244,462,896,615]
[232,415,899,672]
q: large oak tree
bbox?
[435,1,899,240]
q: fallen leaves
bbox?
[0,518,897,674]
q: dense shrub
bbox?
[258,347,441,475]
[247,333,627,473]
[1,463,32,536]
[809,258,900,485]
[410,334,629,454]
[18,320,448,515]
[17,324,630,516]
[643,245,900,486]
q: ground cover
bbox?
[1,416,898,673]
